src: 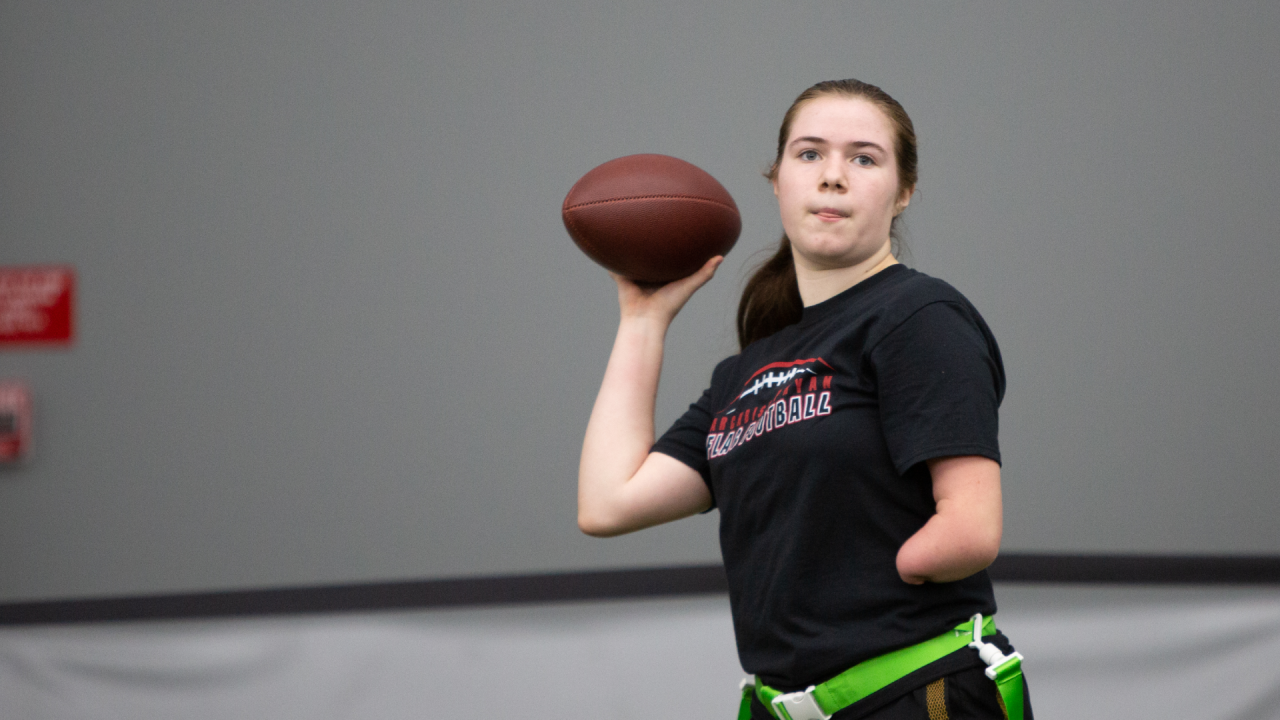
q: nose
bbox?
[819,158,846,191]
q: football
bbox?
[561,154,741,284]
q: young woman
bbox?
[579,79,1031,720]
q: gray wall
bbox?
[2,0,1278,602]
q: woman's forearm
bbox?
[577,317,668,534]
[576,259,722,537]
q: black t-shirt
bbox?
[653,264,1005,690]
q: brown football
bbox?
[562,154,741,284]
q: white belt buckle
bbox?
[771,686,831,720]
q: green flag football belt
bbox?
[738,613,1024,720]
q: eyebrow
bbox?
[789,136,888,154]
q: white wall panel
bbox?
[2,587,1279,719]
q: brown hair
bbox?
[736,79,919,349]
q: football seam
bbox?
[562,210,586,245]
[564,195,738,213]
[562,210,606,260]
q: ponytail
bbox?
[736,236,803,349]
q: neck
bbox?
[795,249,899,307]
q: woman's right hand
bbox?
[614,255,724,326]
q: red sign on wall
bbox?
[0,266,75,347]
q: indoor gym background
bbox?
[2,1,1279,717]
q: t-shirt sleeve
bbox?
[871,300,1006,475]
[652,384,717,506]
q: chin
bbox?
[796,247,870,270]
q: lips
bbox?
[812,207,850,220]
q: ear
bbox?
[771,176,779,198]
[894,185,914,216]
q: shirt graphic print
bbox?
[707,358,834,460]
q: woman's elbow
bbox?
[963,523,1003,572]
[577,508,628,538]
[577,513,611,538]
[971,539,1001,574]
[897,522,1002,584]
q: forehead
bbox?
[788,95,896,149]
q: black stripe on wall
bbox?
[2,554,1278,625]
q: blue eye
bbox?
[799,150,819,161]
[853,155,874,166]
